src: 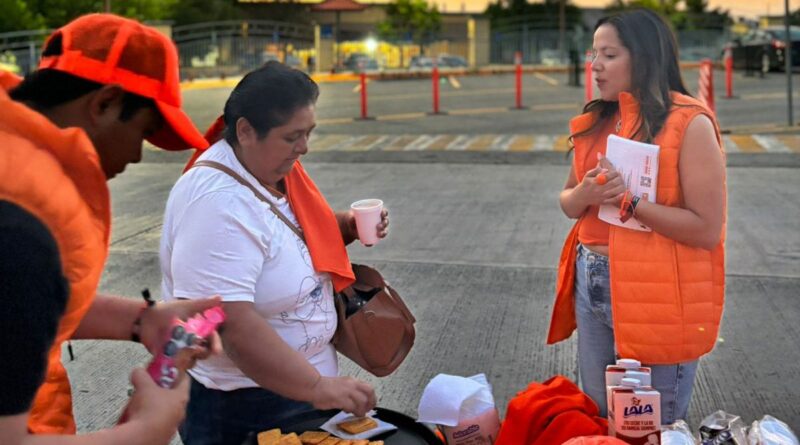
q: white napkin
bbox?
[320,410,397,440]
[417,373,497,427]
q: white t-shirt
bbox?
[159,140,338,391]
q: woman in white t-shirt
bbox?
[160,62,388,445]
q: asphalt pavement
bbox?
[65,69,800,441]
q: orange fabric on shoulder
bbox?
[0,70,22,90]
[191,116,355,292]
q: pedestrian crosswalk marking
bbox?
[776,135,800,152]
[145,134,800,154]
[729,135,765,153]
[428,135,459,150]
[445,135,472,151]
[752,135,789,153]
[509,135,535,152]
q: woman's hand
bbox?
[310,376,377,416]
[339,209,389,246]
[376,208,389,240]
[122,368,190,444]
[578,154,627,207]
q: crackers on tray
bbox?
[256,427,383,445]
[337,417,379,435]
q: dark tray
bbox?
[242,408,441,445]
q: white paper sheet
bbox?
[598,134,660,232]
[320,410,397,440]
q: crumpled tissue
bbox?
[417,373,499,432]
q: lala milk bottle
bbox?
[609,377,661,445]
[606,358,652,433]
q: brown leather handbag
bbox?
[192,160,416,378]
[333,264,416,377]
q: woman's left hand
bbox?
[376,208,389,239]
[343,208,389,245]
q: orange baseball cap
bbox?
[38,14,208,151]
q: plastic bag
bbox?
[748,415,800,445]
[699,411,748,445]
[662,420,698,445]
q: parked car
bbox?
[437,54,468,68]
[261,52,303,69]
[409,55,434,70]
[343,53,379,72]
[726,27,800,72]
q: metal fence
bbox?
[172,20,314,78]
[0,20,314,78]
[0,29,51,75]
[490,21,733,65]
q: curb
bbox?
[179,61,714,90]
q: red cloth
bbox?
[190,116,355,292]
[494,376,608,445]
[562,437,628,445]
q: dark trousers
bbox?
[180,376,316,445]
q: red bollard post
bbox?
[698,58,715,114]
[360,71,368,119]
[515,51,523,109]
[724,46,734,99]
[432,63,441,114]
[584,50,593,103]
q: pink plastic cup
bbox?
[350,199,384,246]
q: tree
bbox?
[484,0,583,31]
[14,0,176,30]
[170,0,243,26]
[604,0,730,30]
[0,0,45,32]
[378,0,441,52]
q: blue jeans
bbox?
[180,376,317,445]
[574,244,699,425]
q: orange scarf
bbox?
[188,116,355,292]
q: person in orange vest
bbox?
[0,14,220,444]
[548,9,726,425]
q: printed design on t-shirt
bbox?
[280,275,335,353]
[296,237,312,268]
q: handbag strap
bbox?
[192,160,306,242]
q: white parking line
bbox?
[533,72,559,86]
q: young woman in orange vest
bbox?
[547,9,726,425]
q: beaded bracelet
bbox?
[131,288,156,343]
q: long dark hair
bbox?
[573,9,691,144]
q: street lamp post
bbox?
[785,0,794,126]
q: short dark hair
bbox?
[9,31,156,122]
[10,70,155,122]
[223,61,319,147]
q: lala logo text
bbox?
[623,397,654,418]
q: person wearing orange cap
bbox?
[0,14,220,444]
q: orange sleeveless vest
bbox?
[547,91,727,365]
[0,72,111,433]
